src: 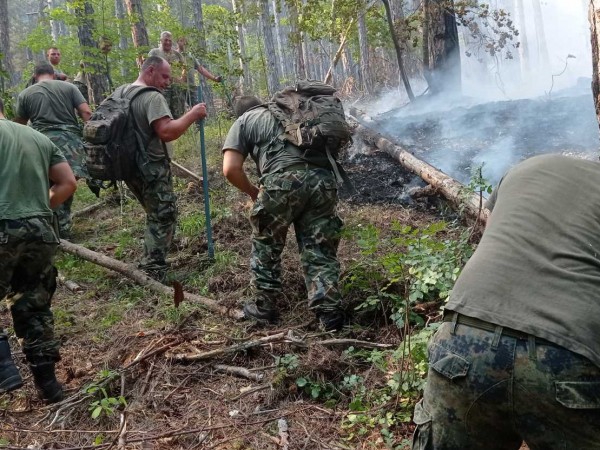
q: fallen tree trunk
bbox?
[59,240,244,320]
[351,119,489,225]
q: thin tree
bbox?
[124,0,149,65]
[192,0,215,114]
[232,0,252,93]
[75,1,109,106]
[514,0,530,77]
[590,0,600,129]
[259,0,281,95]
[531,0,549,70]
[114,0,129,78]
[382,0,414,100]
[357,5,372,93]
[0,0,13,90]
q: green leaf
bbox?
[296,377,308,387]
[91,406,103,420]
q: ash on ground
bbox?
[371,93,600,186]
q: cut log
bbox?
[351,119,489,225]
[58,240,244,320]
[72,200,107,218]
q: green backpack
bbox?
[83,84,158,181]
[267,80,352,156]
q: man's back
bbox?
[0,120,64,219]
[447,154,600,366]
[16,80,85,133]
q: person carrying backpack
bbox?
[221,82,351,331]
[113,56,206,282]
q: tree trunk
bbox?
[232,0,252,94]
[422,0,461,95]
[192,0,215,114]
[75,1,109,106]
[382,0,415,100]
[0,0,13,91]
[59,240,244,320]
[514,0,530,78]
[357,10,372,93]
[590,0,600,131]
[530,0,550,70]
[47,0,61,42]
[288,0,306,79]
[115,0,130,78]
[272,0,287,80]
[124,0,149,65]
[259,0,281,95]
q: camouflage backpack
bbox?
[266,80,352,186]
[83,84,158,181]
[267,80,351,156]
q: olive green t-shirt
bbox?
[222,107,331,175]
[0,119,66,219]
[124,84,173,161]
[16,79,86,134]
[446,154,600,367]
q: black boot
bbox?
[0,335,23,393]
[29,361,63,403]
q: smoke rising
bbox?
[353,0,597,188]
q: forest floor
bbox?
[0,119,476,449]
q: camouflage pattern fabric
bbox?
[43,129,88,179]
[125,158,177,280]
[0,218,60,363]
[249,168,343,314]
[43,129,86,237]
[162,84,186,119]
[413,321,600,450]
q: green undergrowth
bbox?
[53,121,481,448]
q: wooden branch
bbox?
[352,121,489,225]
[171,160,203,183]
[323,19,355,85]
[58,240,244,320]
[72,200,107,218]
[317,339,394,349]
[213,364,264,382]
[168,332,287,362]
[57,273,83,293]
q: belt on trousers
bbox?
[443,312,534,341]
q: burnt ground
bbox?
[0,145,451,449]
[369,92,600,186]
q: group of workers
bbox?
[1,29,600,450]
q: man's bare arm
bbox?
[49,162,77,209]
[152,103,207,142]
[223,150,259,201]
[76,102,92,122]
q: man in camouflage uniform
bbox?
[0,98,77,403]
[222,95,345,331]
[15,62,92,239]
[175,36,222,108]
[413,154,600,449]
[121,56,207,281]
[148,31,187,119]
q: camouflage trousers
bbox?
[0,218,60,363]
[249,168,343,314]
[126,158,177,279]
[163,84,186,119]
[45,130,88,238]
[413,317,600,450]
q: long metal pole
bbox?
[197,83,214,258]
